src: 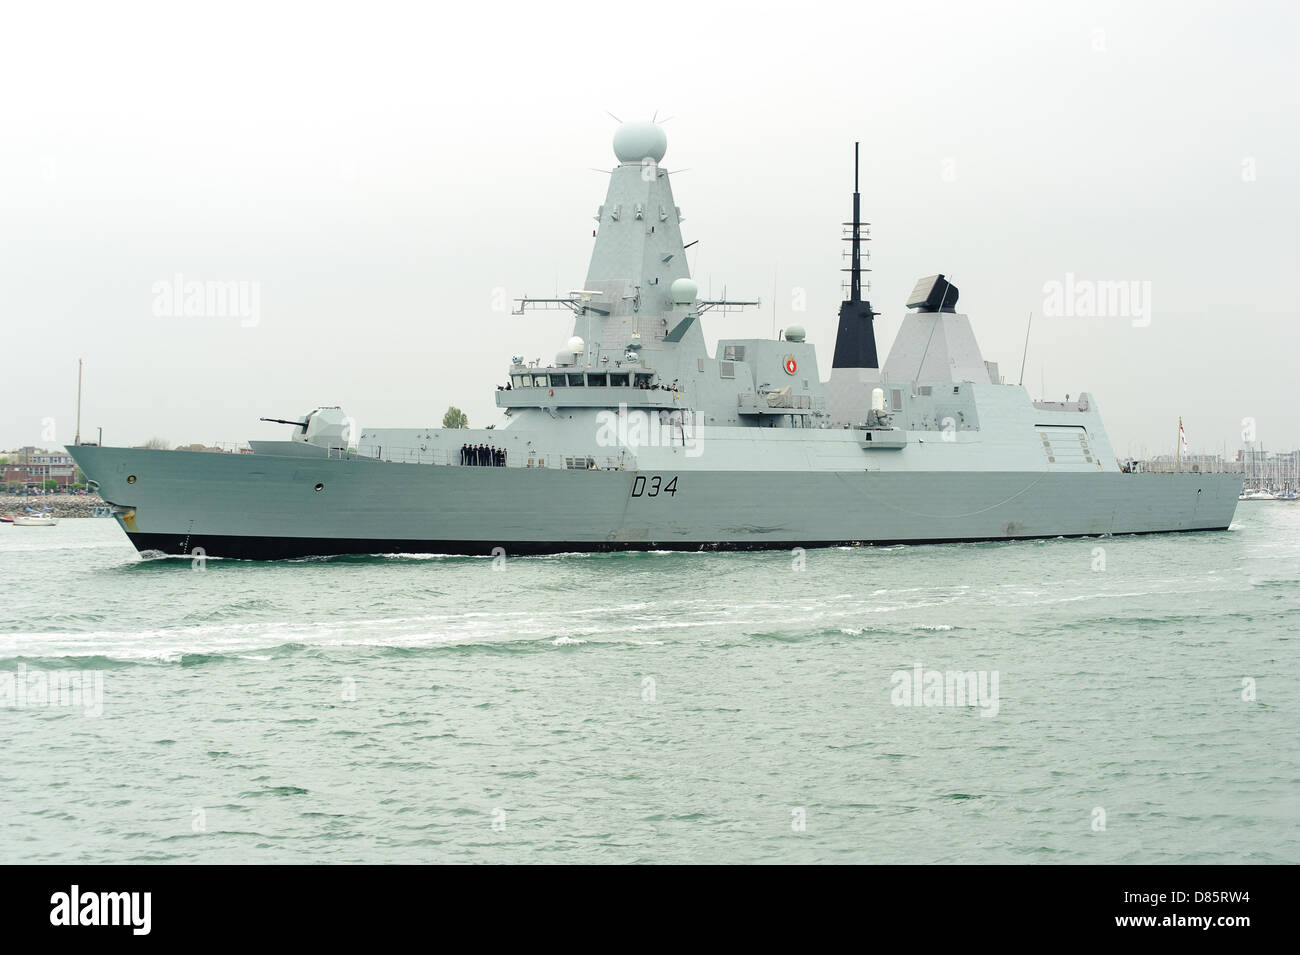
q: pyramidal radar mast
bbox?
[832,142,879,369]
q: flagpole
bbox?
[1176,416,1183,472]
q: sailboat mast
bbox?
[75,358,83,446]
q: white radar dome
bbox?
[670,277,698,305]
[566,336,585,353]
[613,121,668,164]
[784,325,806,342]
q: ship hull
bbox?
[70,446,1242,560]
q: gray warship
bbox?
[69,122,1241,559]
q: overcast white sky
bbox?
[2,0,1297,459]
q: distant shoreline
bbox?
[1,493,105,518]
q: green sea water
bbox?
[1,507,1296,864]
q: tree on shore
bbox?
[442,407,468,429]
[140,437,171,449]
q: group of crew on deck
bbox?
[461,444,507,467]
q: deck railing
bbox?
[326,445,637,470]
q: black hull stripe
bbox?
[126,528,1232,561]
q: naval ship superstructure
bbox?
[69,122,1241,558]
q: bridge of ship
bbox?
[499,362,824,419]
[497,366,681,410]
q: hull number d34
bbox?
[631,475,678,498]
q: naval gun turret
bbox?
[252,407,357,457]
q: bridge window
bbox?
[549,374,567,387]
[587,373,607,386]
[609,373,629,386]
[515,375,531,388]
[533,375,548,388]
[568,373,585,387]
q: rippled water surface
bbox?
[1,508,1296,863]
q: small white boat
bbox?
[13,514,58,526]
[1239,489,1276,501]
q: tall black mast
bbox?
[831,141,879,369]
[850,142,862,302]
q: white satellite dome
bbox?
[613,121,667,164]
[670,277,698,305]
[566,335,585,353]
[784,324,806,342]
